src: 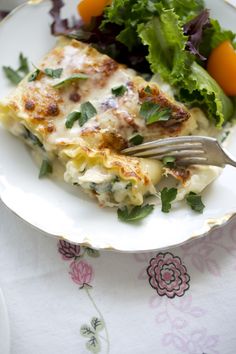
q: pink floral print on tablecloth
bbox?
[58,240,81,260]
[57,241,109,353]
[69,260,93,287]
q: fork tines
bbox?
[122,136,217,164]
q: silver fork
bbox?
[122,136,236,167]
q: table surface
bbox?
[1,2,236,354]
[1,199,236,354]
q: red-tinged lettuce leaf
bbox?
[49,0,82,35]
[199,18,236,59]
[184,9,211,61]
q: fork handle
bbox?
[226,157,236,168]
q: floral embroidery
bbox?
[81,317,105,354]
[69,260,93,287]
[57,241,110,353]
[134,251,220,353]
[147,252,190,298]
[58,240,81,260]
[181,219,236,276]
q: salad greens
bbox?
[49,0,236,127]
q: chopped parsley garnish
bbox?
[144,85,152,94]
[161,187,177,213]
[186,192,205,213]
[162,156,176,168]
[39,160,53,178]
[3,53,30,85]
[65,111,81,129]
[3,67,22,85]
[65,102,97,128]
[140,101,171,125]
[79,101,97,127]
[23,128,43,148]
[117,204,154,222]
[28,68,40,82]
[129,134,144,146]
[112,85,127,97]
[221,130,230,143]
[44,68,63,78]
[18,53,30,74]
[53,73,89,88]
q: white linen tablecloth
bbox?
[1,199,236,354]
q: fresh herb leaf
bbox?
[221,130,230,143]
[2,67,22,85]
[39,160,53,178]
[117,204,154,222]
[162,156,176,168]
[161,187,177,213]
[3,53,30,85]
[44,68,63,78]
[53,73,89,88]
[140,101,159,121]
[65,111,81,128]
[129,134,144,146]
[186,191,205,213]
[86,248,100,258]
[150,108,171,123]
[112,85,127,97]
[79,102,97,127]
[18,53,30,74]
[28,68,40,82]
[140,101,171,125]
[144,85,152,94]
[23,128,43,148]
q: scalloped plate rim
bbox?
[0,0,236,253]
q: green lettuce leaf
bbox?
[179,62,234,126]
[138,10,192,85]
[160,0,204,21]
[199,18,236,59]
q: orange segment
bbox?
[78,0,112,24]
[207,40,236,96]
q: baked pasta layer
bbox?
[0,38,220,207]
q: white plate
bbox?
[0,288,10,354]
[0,0,236,252]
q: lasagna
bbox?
[0,38,220,207]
